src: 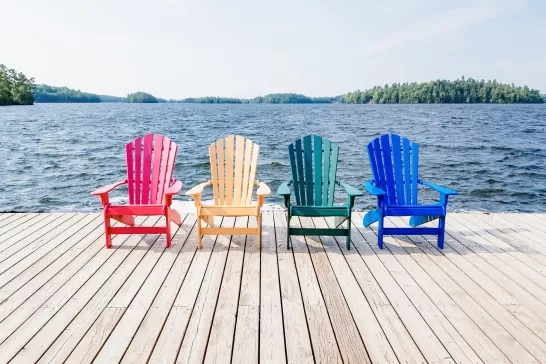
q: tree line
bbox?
[173,93,339,104]
[33,84,101,103]
[344,77,543,104]
[0,64,35,106]
[4,69,544,106]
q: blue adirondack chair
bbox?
[277,135,363,250]
[363,134,457,249]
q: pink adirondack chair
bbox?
[91,134,182,248]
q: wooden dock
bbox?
[0,211,545,363]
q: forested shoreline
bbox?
[344,77,544,104]
[0,64,35,105]
[33,79,544,105]
[2,66,544,106]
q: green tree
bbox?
[343,77,543,104]
[0,64,35,106]
[126,91,159,103]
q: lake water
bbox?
[1,103,545,213]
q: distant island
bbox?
[127,91,164,103]
[344,77,544,104]
[1,63,544,106]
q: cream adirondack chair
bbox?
[187,135,271,248]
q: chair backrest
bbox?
[125,134,178,205]
[366,134,419,206]
[208,135,260,205]
[288,135,339,206]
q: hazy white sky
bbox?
[1,0,545,99]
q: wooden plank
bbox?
[0,214,84,273]
[0,213,14,224]
[322,139,331,206]
[118,216,198,364]
[295,139,306,205]
[469,213,546,264]
[246,143,259,205]
[5,221,117,362]
[347,217,483,363]
[0,213,64,251]
[410,142,419,204]
[290,217,342,364]
[241,139,253,206]
[259,213,286,364]
[444,215,546,307]
[302,217,389,364]
[2,217,163,363]
[232,217,260,364]
[507,213,546,234]
[393,217,546,343]
[234,136,245,204]
[391,134,405,204]
[318,217,446,363]
[272,211,313,364]
[303,135,314,206]
[355,213,512,363]
[225,135,235,205]
[453,214,546,279]
[147,216,224,364]
[327,143,338,206]
[210,142,219,205]
[217,138,225,205]
[464,213,546,254]
[446,215,546,290]
[0,214,28,230]
[174,217,236,364]
[0,218,119,326]
[150,134,164,204]
[402,137,411,204]
[380,135,396,205]
[67,218,193,364]
[288,143,301,205]
[314,135,323,206]
[0,214,101,304]
[126,141,135,203]
[369,215,542,363]
[0,214,40,236]
[484,213,546,255]
[135,137,142,204]
[141,133,153,204]
[65,307,126,364]
[204,217,248,364]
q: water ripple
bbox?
[1,103,545,213]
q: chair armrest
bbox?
[186,181,212,197]
[420,180,458,195]
[364,181,386,196]
[277,182,292,196]
[338,182,363,197]
[256,181,271,196]
[165,180,183,195]
[91,180,127,196]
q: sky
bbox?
[1,0,545,99]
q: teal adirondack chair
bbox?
[277,135,363,250]
[363,134,458,249]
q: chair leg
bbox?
[438,216,446,249]
[165,210,172,248]
[104,213,112,249]
[377,215,384,249]
[286,213,291,249]
[197,217,203,249]
[346,216,352,250]
[257,214,262,249]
